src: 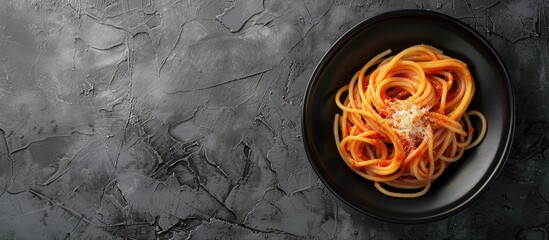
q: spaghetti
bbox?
[334,45,487,198]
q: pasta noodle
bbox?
[333,45,487,198]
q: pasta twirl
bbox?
[334,45,487,198]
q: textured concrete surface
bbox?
[0,0,547,239]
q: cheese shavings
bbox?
[388,103,429,144]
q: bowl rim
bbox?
[301,9,515,223]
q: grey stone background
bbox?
[0,0,547,239]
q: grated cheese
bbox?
[389,103,429,143]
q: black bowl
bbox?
[302,10,514,223]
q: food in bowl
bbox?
[333,45,486,198]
